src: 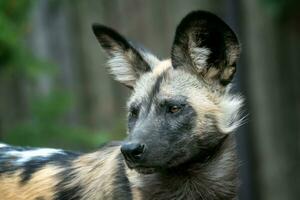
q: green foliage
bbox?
[4,91,111,151]
[0,0,111,151]
[0,0,33,74]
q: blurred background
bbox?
[0,0,299,199]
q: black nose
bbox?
[121,143,145,162]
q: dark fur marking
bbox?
[194,132,229,164]
[92,25,129,51]
[145,72,167,113]
[112,154,133,200]
[35,197,45,200]
[0,146,40,175]
[19,151,80,184]
[55,168,82,200]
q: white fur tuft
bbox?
[190,41,211,71]
[217,92,245,133]
[107,52,137,86]
[5,148,65,164]
[0,143,8,148]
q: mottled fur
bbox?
[0,10,244,200]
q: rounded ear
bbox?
[92,24,159,88]
[171,11,240,86]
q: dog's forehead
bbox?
[151,59,172,75]
[128,60,203,105]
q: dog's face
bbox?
[93,11,243,174]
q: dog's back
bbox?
[0,143,78,199]
[0,143,131,200]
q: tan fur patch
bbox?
[0,165,62,200]
[221,66,235,81]
[67,146,121,200]
[125,168,143,200]
[152,59,172,75]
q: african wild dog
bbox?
[0,11,244,200]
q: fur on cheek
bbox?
[216,89,245,134]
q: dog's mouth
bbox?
[134,166,157,174]
[124,161,158,174]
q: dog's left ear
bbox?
[171,11,240,85]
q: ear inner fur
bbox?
[171,10,240,86]
[92,24,159,88]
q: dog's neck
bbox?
[71,136,238,200]
[127,135,238,200]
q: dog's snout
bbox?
[121,142,145,162]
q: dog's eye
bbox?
[168,105,182,114]
[129,107,139,118]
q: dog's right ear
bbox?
[92,24,159,89]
